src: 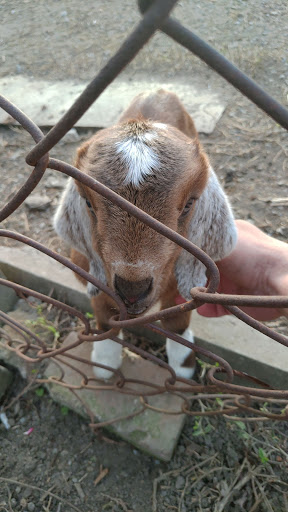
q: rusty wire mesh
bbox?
[0,0,288,427]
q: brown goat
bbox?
[54,89,237,380]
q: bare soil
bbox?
[0,1,288,511]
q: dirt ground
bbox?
[0,0,288,511]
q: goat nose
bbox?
[114,275,153,304]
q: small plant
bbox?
[61,406,69,416]
[215,397,224,407]
[36,304,43,315]
[35,387,45,397]
[259,402,269,413]
[25,315,60,344]
[258,447,269,464]
[235,421,249,440]
[197,359,219,369]
[85,312,94,319]
[192,417,213,437]
[46,325,60,341]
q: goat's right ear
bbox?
[53,178,107,296]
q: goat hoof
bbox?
[166,328,195,380]
[173,364,196,380]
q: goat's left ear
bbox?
[175,167,237,300]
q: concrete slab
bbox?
[0,309,47,379]
[0,246,91,313]
[0,305,185,460]
[0,365,13,400]
[0,76,226,134]
[45,332,185,461]
[191,311,288,390]
[0,269,18,314]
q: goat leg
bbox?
[90,294,123,380]
[160,277,195,379]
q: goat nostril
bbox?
[114,275,153,304]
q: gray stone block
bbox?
[192,311,288,390]
[0,307,185,460]
[0,246,91,314]
[0,77,226,134]
[0,309,47,379]
[45,332,185,461]
[0,269,18,314]
[0,365,13,400]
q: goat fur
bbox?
[54,89,237,380]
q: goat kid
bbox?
[54,89,237,380]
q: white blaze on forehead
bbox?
[115,132,160,187]
[153,122,167,130]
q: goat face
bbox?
[76,120,208,315]
[54,93,237,316]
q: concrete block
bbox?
[0,246,91,313]
[0,77,226,134]
[0,269,18,314]
[0,309,48,379]
[0,306,185,460]
[191,311,288,390]
[0,365,13,400]
[45,332,185,461]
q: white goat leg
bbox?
[91,331,123,380]
[166,328,195,379]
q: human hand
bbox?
[197,220,288,320]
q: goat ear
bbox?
[175,167,237,300]
[53,178,107,296]
[75,139,91,169]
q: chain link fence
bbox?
[0,0,288,427]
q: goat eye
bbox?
[85,199,94,212]
[180,198,195,218]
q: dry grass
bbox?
[152,417,288,512]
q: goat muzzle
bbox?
[114,275,153,313]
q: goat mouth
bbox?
[126,304,149,316]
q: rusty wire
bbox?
[0,0,288,426]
